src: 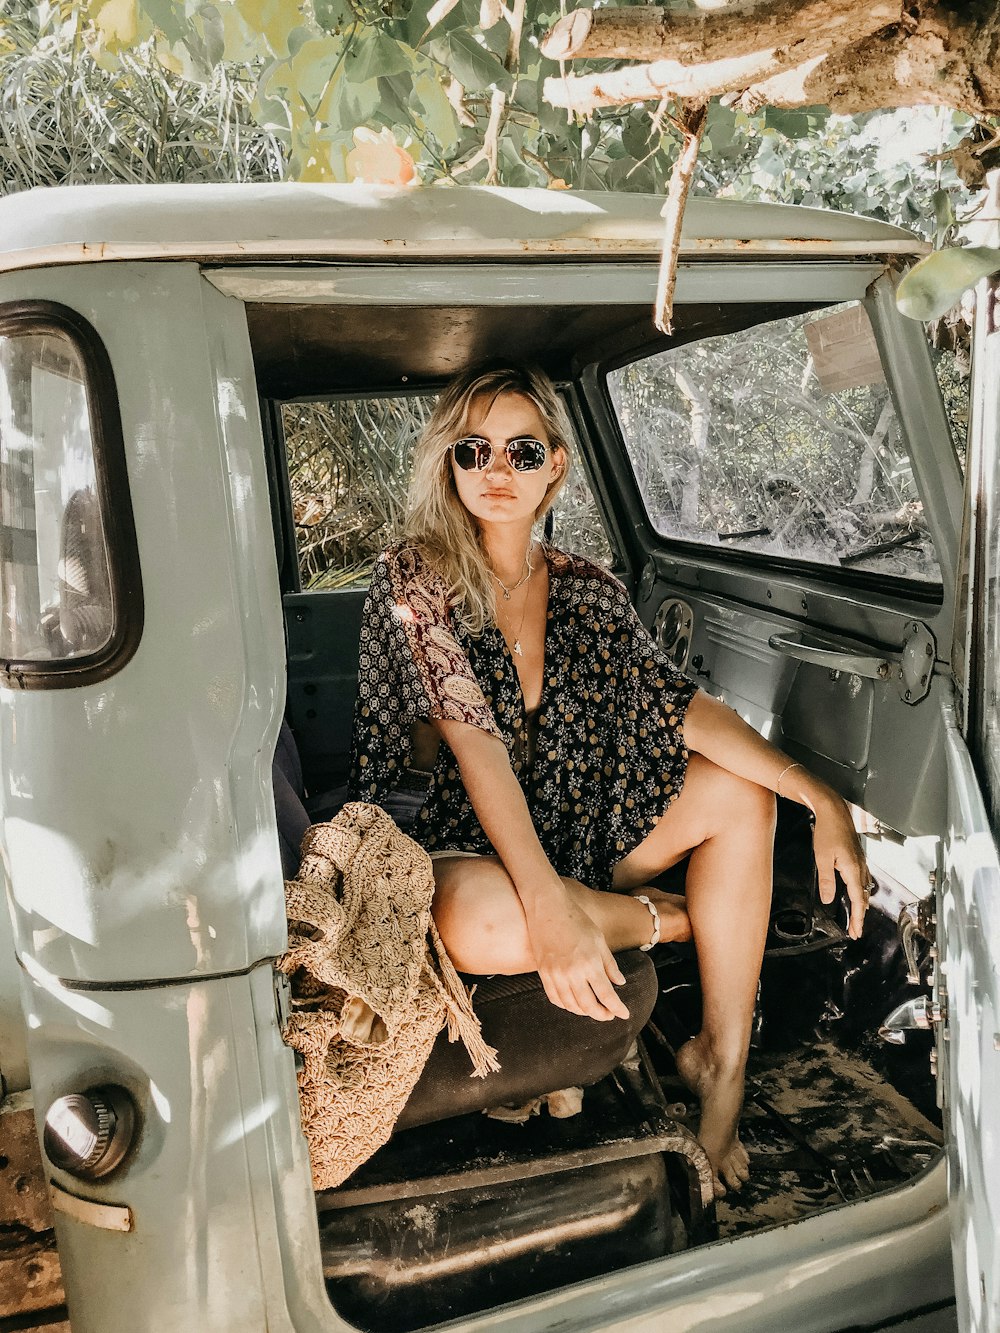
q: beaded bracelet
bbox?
[635,894,661,951]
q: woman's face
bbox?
[450,391,565,529]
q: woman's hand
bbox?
[810,790,871,940]
[523,882,630,1022]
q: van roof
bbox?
[0,183,924,272]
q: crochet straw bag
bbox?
[278,802,499,1189]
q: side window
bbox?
[607,302,942,585]
[0,306,140,685]
[282,393,613,590]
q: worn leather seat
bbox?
[272,720,657,1126]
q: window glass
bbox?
[607,302,942,584]
[282,395,613,590]
[0,330,113,662]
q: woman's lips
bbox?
[483,490,515,499]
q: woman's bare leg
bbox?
[613,753,775,1195]
[431,855,692,976]
[432,752,773,1194]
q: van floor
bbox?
[319,926,942,1331]
[648,897,943,1238]
[662,1038,943,1238]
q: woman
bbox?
[349,365,871,1196]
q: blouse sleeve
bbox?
[597,567,699,722]
[349,546,501,803]
[618,581,698,714]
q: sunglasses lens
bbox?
[508,438,548,472]
[452,438,491,471]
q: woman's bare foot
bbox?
[630,888,693,944]
[674,1033,750,1198]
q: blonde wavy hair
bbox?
[402,366,573,636]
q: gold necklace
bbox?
[491,554,532,600]
[494,545,534,656]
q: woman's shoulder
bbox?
[545,546,629,600]
[377,542,451,602]
[379,541,445,579]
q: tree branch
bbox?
[544,49,803,113]
[540,0,899,65]
[736,18,1000,115]
[541,3,1000,119]
[655,101,707,336]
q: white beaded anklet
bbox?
[635,894,661,951]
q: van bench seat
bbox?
[273,720,657,1129]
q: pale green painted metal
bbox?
[204,260,885,306]
[0,183,925,275]
[940,704,1000,1333]
[20,964,335,1332]
[0,262,286,986]
[0,199,968,1331]
[937,182,1000,1333]
[867,277,963,612]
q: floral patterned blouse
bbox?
[348,542,699,893]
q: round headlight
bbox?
[43,1085,137,1181]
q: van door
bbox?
[938,264,1000,1333]
[581,268,963,844]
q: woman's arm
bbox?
[682,691,870,938]
[434,719,631,1021]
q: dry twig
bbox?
[654,102,707,336]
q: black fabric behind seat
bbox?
[274,720,311,879]
[272,719,658,1126]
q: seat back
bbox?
[273,718,310,879]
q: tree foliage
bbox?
[0,0,983,253]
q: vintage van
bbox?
[0,180,996,1333]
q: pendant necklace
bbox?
[507,590,530,657]
[493,544,534,657]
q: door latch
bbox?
[878,994,946,1044]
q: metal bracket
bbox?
[895,620,936,705]
[49,1180,133,1232]
[638,559,657,604]
[273,967,292,1034]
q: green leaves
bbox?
[48,0,980,215]
[410,70,461,154]
[230,0,305,59]
[313,0,355,35]
[347,28,412,81]
[896,246,1000,321]
[437,29,511,93]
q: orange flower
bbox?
[347,128,418,187]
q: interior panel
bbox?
[641,574,947,835]
[782,664,873,771]
[248,299,819,399]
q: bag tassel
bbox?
[427,919,500,1079]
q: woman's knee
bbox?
[431,856,530,970]
[693,756,776,836]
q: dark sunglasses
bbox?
[451,436,549,473]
